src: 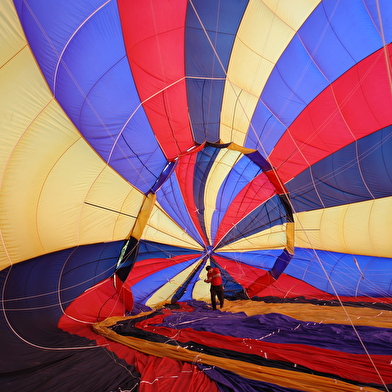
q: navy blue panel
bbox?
[186,79,224,144]
[246,0,392,155]
[0,342,139,392]
[152,160,176,193]
[194,146,221,243]
[285,248,392,297]
[270,250,292,279]
[185,0,249,143]
[0,242,125,379]
[137,241,201,261]
[217,195,287,247]
[246,150,272,171]
[287,126,392,212]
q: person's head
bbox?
[206,266,211,271]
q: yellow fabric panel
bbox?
[218,224,287,252]
[0,0,26,67]
[132,193,155,240]
[142,204,203,250]
[204,149,243,243]
[0,3,144,270]
[220,0,321,146]
[294,197,392,257]
[194,260,212,303]
[146,258,204,307]
[227,142,256,155]
[223,300,392,329]
[1,121,144,270]
[286,221,295,254]
[94,316,380,392]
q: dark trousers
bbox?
[210,284,224,310]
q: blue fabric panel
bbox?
[217,195,287,247]
[132,256,201,304]
[287,126,392,212]
[136,241,200,261]
[13,0,166,193]
[211,155,262,243]
[245,103,286,154]
[156,173,204,246]
[285,249,392,297]
[246,0,392,155]
[216,250,281,270]
[364,0,392,40]
[260,34,329,128]
[13,0,107,88]
[194,146,221,242]
[185,0,249,143]
[318,0,388,65]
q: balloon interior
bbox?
[1,1,392,391]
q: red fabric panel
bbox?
[246,271,276,298]
[213,254,271,290]
[117,0,194,160]
[58,277,126,337]
[258,273,334,299]
[261,274,392,303]
[138,356,219,392]
[114,274,134,312]
[175,152,209,245]
[270,45,392,183]
[136,308,392,385]
[59,279,219,392]
[125,254,201,286]
[214,172,277,246]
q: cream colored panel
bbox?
[262,0,322,28]
[294,198,392,257]
[142,204,203,250]
[193,261,212,303]
[204,149,242,243]
[37,141,145,247]
[217,224,287,252]
[0,2,143,270]
[0,0,26,66]
[220,0,321,145]
[0,99,144,269]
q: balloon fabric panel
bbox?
[2,0,392,391]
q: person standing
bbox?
[204,266,224,310]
